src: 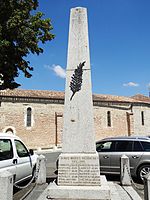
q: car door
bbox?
[109,140,142,175]
[96,141,115,174]
[14,139,32,182]
[109,140,133,174]
[128,141,143,175]
[0,138,16,176]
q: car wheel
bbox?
[137,164,150,181]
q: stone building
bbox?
[0,89,150,149]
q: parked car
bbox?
[96,136,150,181]
[0,133,38,185]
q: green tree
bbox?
[0,0,55,89]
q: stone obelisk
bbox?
[61,7,96,154]
[47,7,110,200]
[58,6,100,186]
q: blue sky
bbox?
[17,0,150,97]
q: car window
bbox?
[115,141,133,152]
[96,141,114,152]
[140,142,150,152]
[133,141,143,151]
[15,140,29,157]
[0,139,13,160]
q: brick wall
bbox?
[0,100,150,149]
[0,101,64,149]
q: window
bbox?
[27,107,32,127]
[141,111,144,126]
[0,139,13,160]
[15,140,29,157]
[107,111,111,127]
[133,141,143,151]
[141,142,150,152]
[115,141,133,152]
[96,141,114,152]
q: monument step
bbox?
[39,176,110,200]
[34,177,142,200]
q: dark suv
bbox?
[96,136,150,181]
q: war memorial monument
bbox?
[46,7,111,199]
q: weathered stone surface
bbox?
[47,176,110,200]
[0,171,13,200]
[36,155,47,185]
[58,153,101,186]
[62,7,95,153]
[120,155,131,186]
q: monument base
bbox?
[58,153,101,186]
[47,176,111,200]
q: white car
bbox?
[0,133,38,185]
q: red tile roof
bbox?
[0,89,149,104]
[131,94,150,103]
[0,89,64,99]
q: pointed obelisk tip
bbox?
[71,7,87,12]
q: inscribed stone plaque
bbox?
[58,153,101,186]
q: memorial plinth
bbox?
[47,176,110,200]
[47,7,111,199]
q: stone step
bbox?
[16,181,143,200]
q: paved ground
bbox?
[132,183,144,200]
[13,176,144,200]
[106,174,144,199]
[13,178,56,200]
[13,183,36,200]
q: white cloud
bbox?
[123,82,139,87]
[52,65,66,78]
[44,64,66,79]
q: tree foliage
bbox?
[0,0,55,89]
